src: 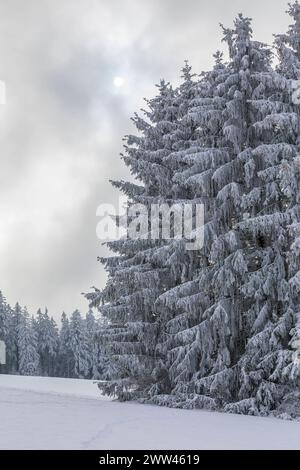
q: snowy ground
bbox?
[0,375,300,450]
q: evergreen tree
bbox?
[8,303,23,373]
[85,310,100,379]
[220,6,300,418]
[17,308,39,376]
[152,52,231,406]
[86,81,185,399]
[0,291,9,342]
[0,292,9,373]
[225,2,300,417]
[153,13,300,417]
[90,10,300,418]
[57,312,74,378]
[69,310,89,378]
[35,309,59,376]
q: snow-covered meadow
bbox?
[0,375,300,450]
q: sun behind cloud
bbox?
[113,76,125,88]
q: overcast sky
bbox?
[0,0,292,320]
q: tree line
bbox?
[0,291,106,379]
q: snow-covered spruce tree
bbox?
[152,14,300,417]
[189,17,279,413]
[0,292,9,373]
[148,54,233,406]
[8,303,23,373]
[0,298,27,374]
[0,291,9,342]
[217,6,300,418]
[89,12,299,416]
[223,3,300,418]
[34,308,58,376]
[140,62,224,398]
[85,310,102,379]
[69,310,90,378]
[89,50,246,405]
[87,79,199,399]
[57,312,74,378]
[17,308,39,376]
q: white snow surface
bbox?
[0,374,300,450]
